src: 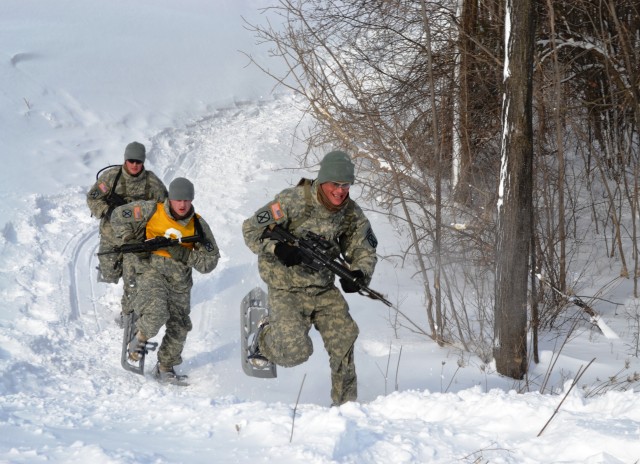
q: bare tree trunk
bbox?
[531,213,539,364]
[634,164,639,297]
[451,0,464,195]
[494,0,536,379]
[545,0,567,292]
[420,0,444,344]
[453,0,475,205]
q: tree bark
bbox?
[493,0,536,379]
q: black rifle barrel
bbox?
[98,234,201,256]
[267,224,391,307]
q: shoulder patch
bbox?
[98,182,109,193]
[119,205,144,221]
[256,209,272,224]
[270,202,285,221]
[255,201,285,225]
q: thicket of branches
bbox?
[245,0,640,374]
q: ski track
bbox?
[67,229,101,332]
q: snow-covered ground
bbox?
[1,1,639,463]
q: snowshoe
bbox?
[241,287,277,378]
[247,317,271,368]
[121,312,157,375]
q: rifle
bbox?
[95,165,127,211]
[98,234,202,256]
[263,224,392,307]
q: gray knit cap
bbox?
[124,142,146,163]
[317,150,355,184]
[169,177,195,201]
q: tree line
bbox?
[245,0,640,381]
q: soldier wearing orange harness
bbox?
[111,177,220,384]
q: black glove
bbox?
[105,196,119,208]
[168,244,190,265]
[105,192,126,208]
[340,270,365,293]
[274,242,303,267]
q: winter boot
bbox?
[152,362,189,386]
[248,317,271,368]
[127,331,148,362]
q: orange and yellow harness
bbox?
[146,203,198,258]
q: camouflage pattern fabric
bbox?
[96,251,123,285]
[242,179,378,405]
[87,165,167,286]
[242,180,378,291]
[121,253,141,315]
[260,286,359,406]
[129,254,193,367]
[111,199,220,368]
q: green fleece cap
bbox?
[169,177,195,201]
[124,142,146,163]
[317,150,355,184]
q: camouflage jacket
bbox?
[86,166,167,235]
[242,179,378,292]
[111,200,220,282]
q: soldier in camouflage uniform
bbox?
[242,150,378,406]
[111,177,220,384]
[86,142,167,321]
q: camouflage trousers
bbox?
[260,286,359,406]
[97,246,140,317]
[97,242,122,284]
[129,255,193,368]
[97,226,136,316]
[120,253,142,315]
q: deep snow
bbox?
[1,1,639,463]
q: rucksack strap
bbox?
[95,164,121,180]
[289,178,314,231]
[112,168,123,196]
[96,164,123,197]
[193,214,204,239]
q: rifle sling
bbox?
[108,167,123,201]
[106,166,151,203]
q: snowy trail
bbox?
[3,1,640,461]
[0,97,350,462]
[66,229,101,331]
[2,95,640,463]
[45,96,325,404]
[60,101,270,345]
[13,98,321,462]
